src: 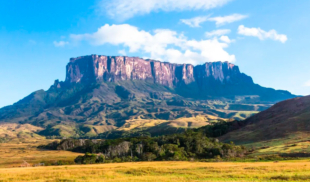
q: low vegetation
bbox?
[1,161,310,181]
[0,138,81,168]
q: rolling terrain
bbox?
[220,95,310,155]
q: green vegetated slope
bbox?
[220,95,310,155]
[0,123,44,143]
[0,80,270,138]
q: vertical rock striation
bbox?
[65,55,252,88]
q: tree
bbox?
[142,152,157,161]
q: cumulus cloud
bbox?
[53,41,69,47]
[238,25,288,43]
[208,14,248,26]
[101,0,231,21]
[219,36,233,43]
[205,29,231,37]
[68,24,235,64]
[180,16,209,27]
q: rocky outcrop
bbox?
[54,139,104,151]
[105,141,131,158]
[65,55,253,87]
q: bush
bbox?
[74,153,98,164]
[113,157,122,163]
[96,155,105,163]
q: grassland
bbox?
[118,115,219,131]
[244,132,310,156]
[0,138,81,168]
[1,132,310,181]
[0,123,44,141]
[1,161,310,181]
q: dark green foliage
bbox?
[74,153,98,164]
[115,86,133,99]
[97,126,185,139]
[142,152,157,161]
[196,120,247,138]
[47,130,247,164]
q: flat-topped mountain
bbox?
[0,55,296,138]
[65,55,252,87]
[60,55,293,101]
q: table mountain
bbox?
[0,55,295,138]
[65,55,251,87]
[63,55,292,101]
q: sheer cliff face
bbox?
[65,55,253,87]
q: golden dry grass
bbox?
[0,138,82,168]
[1,161,310,181]
[0,123,44,139]
[1,137,310,181]
[118,115,219,131]
[0,123,82,168]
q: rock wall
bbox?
[65,55,253,87]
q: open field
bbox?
[1,138,310,181]
[1,127,310,182]
[0,138,81,168]
[1,161,310,181]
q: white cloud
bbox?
[101,0,232,21]
[304,80,310,87]
[53,41,69,47]
[219,36,233,43]
[68,24,235,64]
[208,14,248,26]
[185,38,235,63]
[205,29,231,37]
[238,25,288,43]
[118,50,127,55]
[181,16,209,27]
[182,14,247,28]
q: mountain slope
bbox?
[220,95,310,146]
[0,55,295,138]
[0,123,44,142]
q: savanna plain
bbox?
[0,138,310,182]
[1,160,310,182]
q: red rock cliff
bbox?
[65,55,253,87]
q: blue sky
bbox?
[0,0,310,108]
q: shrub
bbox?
[113,157,122,163]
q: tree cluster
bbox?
[72,130,247,164]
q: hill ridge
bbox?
[220,95,310,144]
